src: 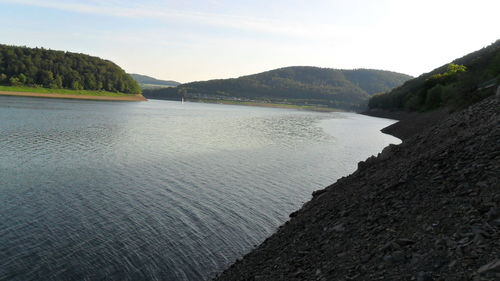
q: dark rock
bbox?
[477,259,500,274]
[214,96,500,281]
[416,271,433,281]
[391,250,406,263]
[291,268,304,277]
[312,189,327,197]
[331,223,345,232]
[396,238,416,246]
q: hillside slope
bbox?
[129,73,180,89]
[214,94,500,280]
[143,67,411,110]
[0,44,140,94]
[368,40,500,111]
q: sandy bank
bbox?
[0,91,147,101]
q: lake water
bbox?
[0,96,399,281]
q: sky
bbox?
[0,0,498,83]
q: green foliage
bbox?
[430,63,467,82]
[448,63,467,73]
[0,44,141,94]
[16,73,27,84]
[0,85,135,97]
[144,67,412,110]
[9,76,21,86]
[404,93,421,111]
[425,84,443,109]
[368,40,500,111]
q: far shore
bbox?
[0,91,147,101]
[184,98,342,112]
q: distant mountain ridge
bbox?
[129,73,180,89]
[143,66,412,110]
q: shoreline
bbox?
[362,108,450,140]
[214,96,499,280]
[164,98,342,112]
[0,91,147,101]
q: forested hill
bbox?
[129,73,180,89]
[0,44,140,94]
[368,40,500,111]
[143,67,412,110]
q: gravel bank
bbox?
[214,95,500,280]
[362,108,450,141]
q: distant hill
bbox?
[0,44,141,94]
[368,40,500,111]
[143,67,411,110]
[129,73,180,89]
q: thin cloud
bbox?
[0,0,351,39]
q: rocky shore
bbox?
[214,95,499,280]
[361,108,450,141]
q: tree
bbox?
[425,84,443,109]
[430,64,467,82]
[0,44,141,94]
[71,80,83,90]
[9,77,20,86]
[18,73,27,84]
[53,75,63,88]
[38,70,54,87]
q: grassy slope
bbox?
[0,85,140,97]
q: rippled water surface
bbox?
[0,96,400,281]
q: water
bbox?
[0,96,400,281]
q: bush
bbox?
[9,77,21,86]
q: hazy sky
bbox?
[0,0,498,83]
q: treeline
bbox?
[0,44,140,94]
[143,67,411,110]
[129,73,180,89]
[368,40,500,111]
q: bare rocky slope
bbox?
[214,95,500,281]
[361,108,450,141]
